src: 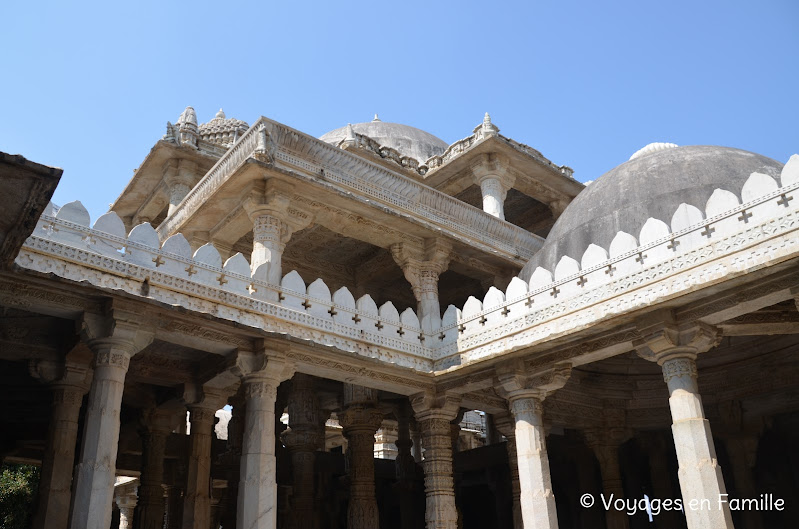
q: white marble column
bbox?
[340,385,383,529]
[70,320,153,529]
[496,362,570,529]
[479,177,508,219]
[509,395,558,529]
[411,392,461,529]
[236,354,293,529]
[116,493,138,529]
[471,153,514,221]
[30,359,91,529]
[391,240,452,333]
[251,214,286,281]
[183,392,226,529]
[635,322,734,529]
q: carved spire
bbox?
[215,108,226,119]
[479,111,499,137]
[372,113,381,122]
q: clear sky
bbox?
[2,0,797,221]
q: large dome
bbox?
[320,117,448,164]
[520,145,784,279]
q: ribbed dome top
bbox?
[321,119,448,163]
[520,145,784,279]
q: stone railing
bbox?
[158,117,543,262]
[434,157,799,368]
[21,204,433,371]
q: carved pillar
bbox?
[134,406,182,529]
[635,320,734,529]
[250,214,288,285]
[340,385,383,529]
[116,492,138,529]
[164,160,197,216]
[30,356,92,529]
[391,239,452,333]
[471,154,514,220]
[236,352,295,529]
[281,374,322,529]
[182,389,228,529]
[497,362,571,529]
[584,426,630,529]
[411,391,461,529]
[70,314,153,529]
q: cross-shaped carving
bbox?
[278,292,286,301]
[152,255,165,267]
[458,323,466,334]
[738,210,753,223]
[375,321,384,330]
[248,283,257,293]
[397,327,404,336]
[328,307,338,317]
[700,225,715,238]
[352,314,361,324]
[185,265,197,276]
[217,274,228,286]
[550,287,560,298]
[418,333,425,342]
[301,300,312,310]
[635,252,646,265]
[501,306,510,317]
[479,315,487,326]
[576,276,587,287]
[778,194,794,207]
[438,332,446,341]
[605,265,616,277]
[666,237,680,251]
[525,296,534,308]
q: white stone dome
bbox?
[320,116,448,164]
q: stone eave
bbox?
[158,117,545,264]
[0,152,62,269]
[422,135,583,200]
[110,140,218,223]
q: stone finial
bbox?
[178,106,198,127]
[478,112,500,137]
[215,108,226,119]
[342,123,357,148]
[372,113,381,122]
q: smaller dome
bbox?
[520,145,784,279]
[321,120,448,164]
[199,109,249,146]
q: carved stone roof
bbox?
[198,109,249,146]
[521,145,784,277]
[320,119,448,164]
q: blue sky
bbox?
[2,1,797,222]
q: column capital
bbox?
[339,405,384,434]
[495,360,572,403]
[29,345,93,391]
[470,153,514,187]
[409,390,461,421]
[390,239,453,281]
[231,348,295,385]
[633,319,721,364]
[80,309,155,361]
